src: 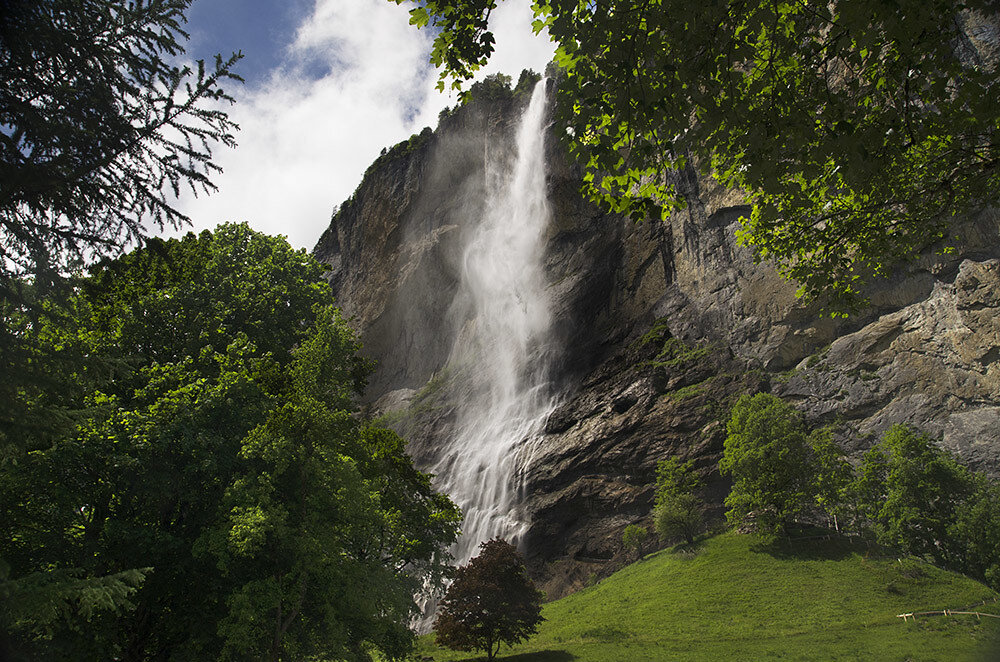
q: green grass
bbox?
[414,532,1000,661]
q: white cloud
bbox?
[170,0,554,250]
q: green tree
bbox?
[853,424,974,568]
[652,457,704,545]
[0,226,460,661]
[721,393,812,539]
[394,0,1000,308]
[621,524,649,560]
[434,539,545,661]
[808,427,854,532]
[949,475,1000,591]
[1,1,241,637]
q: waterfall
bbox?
[432,79,555,565]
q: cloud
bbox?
[171,0,554,251]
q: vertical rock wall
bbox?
[314,79,1000,600]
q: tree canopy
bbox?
[652,457,704,545]
[394,0,1000,309]
[434,539,545,661]
[1,3,242,652]
[1,226,461,661]
[854,424,974,569]
[721,393,813,538]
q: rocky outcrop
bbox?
[314,78,1000,599]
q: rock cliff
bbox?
[314,78,1000,600]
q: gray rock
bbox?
[314,81,1000,599]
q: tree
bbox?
[1,2,241,634]
[621,524,649,559]
[393,0,1000,309]
[808,427,854,532]
[0,226,461,661]
[721,393,812,539]
[853,424,974,568]
[0,0,240,296]
[949,475,1000,591]
[434,539,545,661]
[652,457,703,545]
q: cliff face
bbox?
[314,82,1000,600]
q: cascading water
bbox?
[431,78,556,565]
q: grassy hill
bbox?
[414,532,1000,662]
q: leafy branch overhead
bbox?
[394,0,1000,310]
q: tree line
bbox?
[651,393,1000,592]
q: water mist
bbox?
[431,79,556,566]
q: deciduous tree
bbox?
[721,393,812,539]
[1,2,242,638]
[854,424,974,569]
[434,539,544,660]
[0,226,461,661]
[622,524,649,559]
[652,457,704,545]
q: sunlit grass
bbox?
[414,531,1000,661]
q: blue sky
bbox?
[170,0,555,249]
[185,0,321,87]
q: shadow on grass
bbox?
[752,526,874,562]
[498,651,577,661]
[670,537,708,558]
[445,651,576,662]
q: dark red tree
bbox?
[433,538,545,660]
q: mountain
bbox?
[312,74,1000,600]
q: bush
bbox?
[653,457,704,545]
[655,493,704,545]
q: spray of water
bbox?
[431,79,556,565]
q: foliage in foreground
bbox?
[435,539,545,660]
[1,2,242,649]
[0,226,460,661]
[0,0,241,298]
[395,0,1000,309]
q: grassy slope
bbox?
[414,532,1000,662]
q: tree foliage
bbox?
[652,457,703,545]
[434,539,544,661]
[721,393,812,538]
[0,0,240,299]
[394,0,1000,309]
[949,475,1000,591]
[854,424,975,569]
[621,524,649,559]
[0,226,460,661]
[807,426,854,530]
[720,393,1000,591]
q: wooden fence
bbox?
[898,597,1000,622]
